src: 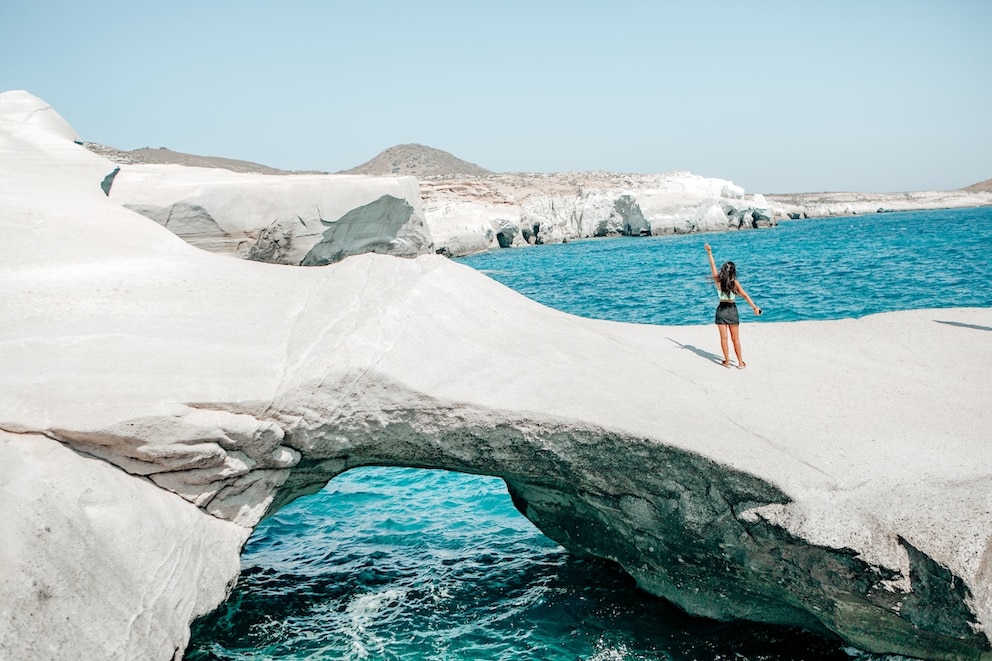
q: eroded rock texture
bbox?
[301,195,427,265]
[106,164,433,264]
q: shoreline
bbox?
[80,140,992,259]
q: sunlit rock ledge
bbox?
[106,164,434,265]
[2,90,992,661]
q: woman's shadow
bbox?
[667,338,725,366]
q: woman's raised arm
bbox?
[704,243,718,280]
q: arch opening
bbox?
[185,466,852,660]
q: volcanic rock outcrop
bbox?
[421,171,777,256]
[105,159,433,265]
[2,90,991,661]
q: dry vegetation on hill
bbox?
[963,178,992,193]
[341,143,492,177]
[82,143,324,175]
[86,141,990,196]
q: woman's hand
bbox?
[705,244,718,278]
[754,306,763,316]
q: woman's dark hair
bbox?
[718,261,737,296]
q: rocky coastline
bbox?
[90,141,992,261]
[766,189,992,220]
[416,169,991,256]
[419,170,777,257]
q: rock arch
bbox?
[46,365,992,660]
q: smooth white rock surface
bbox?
[107,160,432,264]
[0,430,248,661]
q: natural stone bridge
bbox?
[2,91,991,661]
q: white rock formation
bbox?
[106,161,433,265]
[2,90,992,660]
[766,190,992,220]
[422,174,992,258]
[422,172,775,257]
[0,430,248,660]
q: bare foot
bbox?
[737,362,747,369]
[721,360,731,368]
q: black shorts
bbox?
[715,301,739,325]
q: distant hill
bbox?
[963,178,992,193]
[342,143,492,177]
[82,143,325,175]
[84,139,988,193]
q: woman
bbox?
[705,243,761,368]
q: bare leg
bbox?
[729,324,745,368]
[717,324,730,366]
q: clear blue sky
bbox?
[2,1,989,193]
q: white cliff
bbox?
[422,173,992,259]
[423,171,774,257]
[2,90,991,661]
[105,161,433,265]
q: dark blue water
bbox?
[188,207,992,660]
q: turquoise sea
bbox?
[187,207,992,660]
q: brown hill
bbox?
[82,143,326,175]
[963,178,992,193]
[342,143,491,177]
